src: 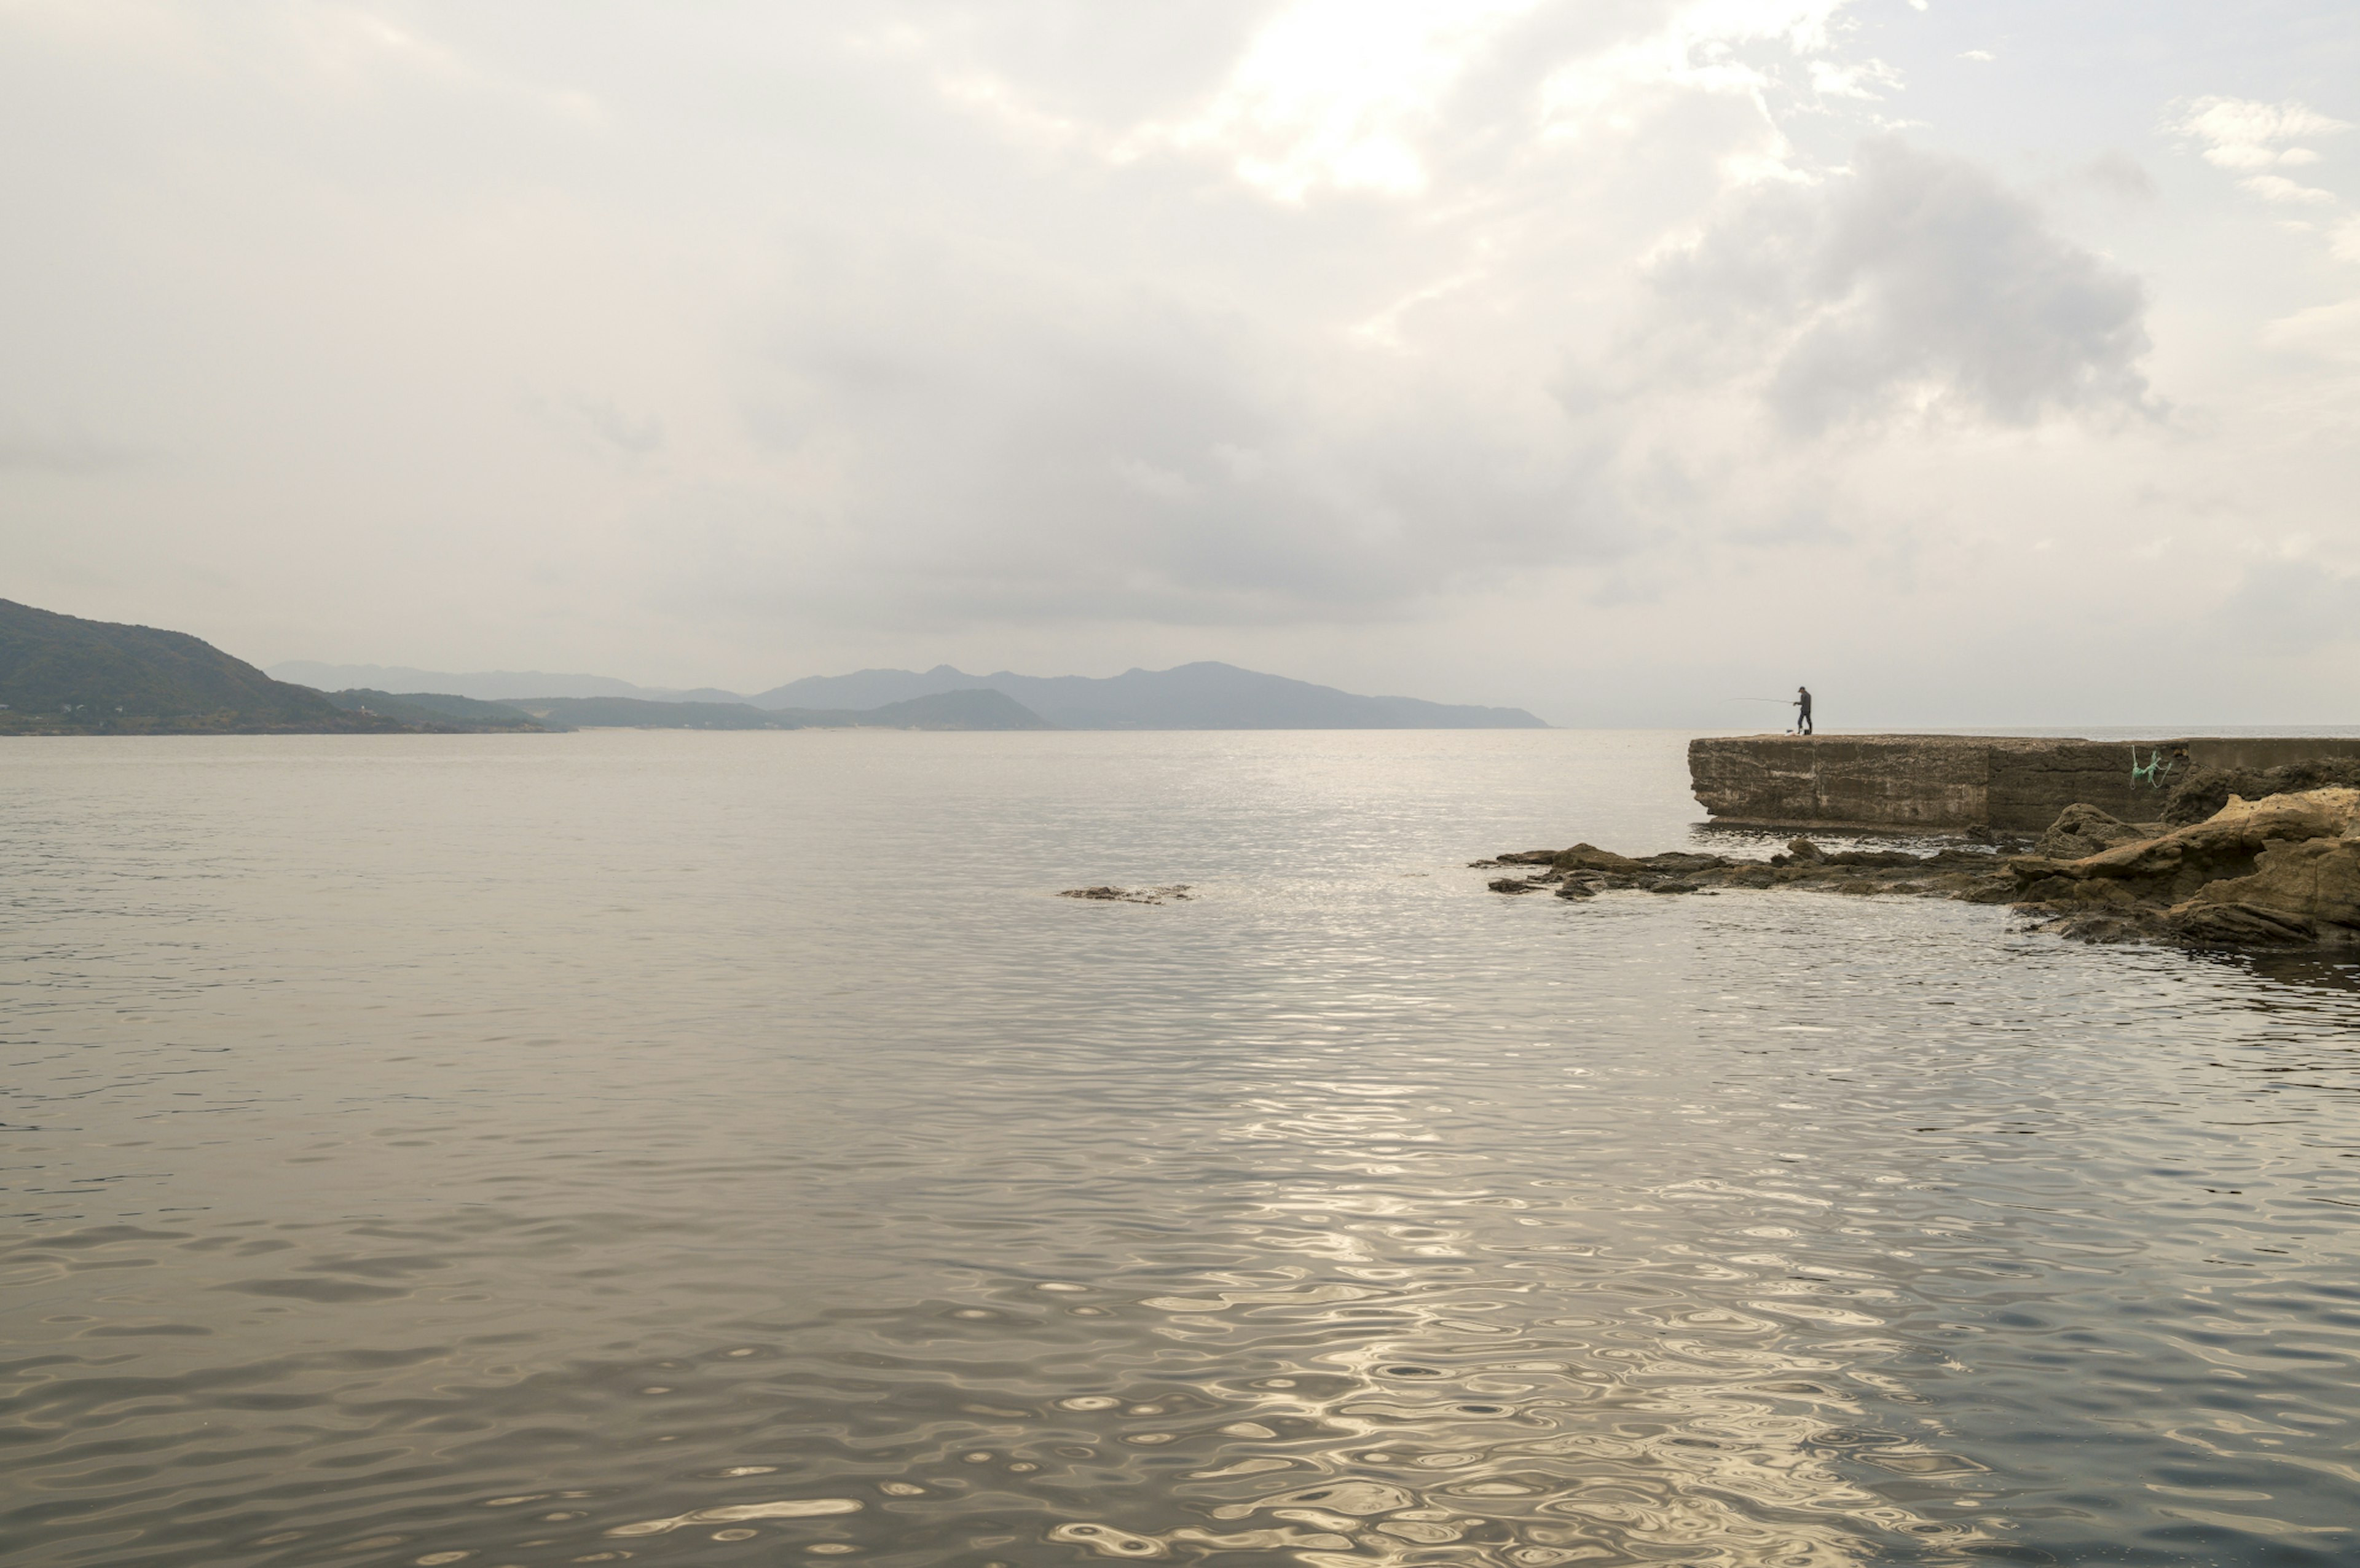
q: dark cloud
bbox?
[1647,138,2156,434]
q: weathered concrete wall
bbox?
[1689,735,2360,831]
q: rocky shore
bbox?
[1478,764,2360,951]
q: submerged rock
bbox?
[1060,885,1194,905]
[1480,788,2360,951]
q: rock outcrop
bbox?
[2032,804,2151,860]
[2004,788,2360,947]
[1477,788,2360,951]
[2157,759,2360,828]
[1470,840,2018,905]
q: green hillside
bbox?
[507,688,1055,731]
[853,689,1052,730]
[503,696,828,730]
[0,599,399,734]
[320,689,551,732]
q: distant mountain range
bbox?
[1,602,1546,734]
[275,659,1548,729]
[0,603,1068,734]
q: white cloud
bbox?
[1538,0,1868,136]
[1810,57,1898,100]
[1121,0,1543,200]
[2172,95,2348,171]
[2241,173,2338,206]
[937,71,1085,151]
[2261,296,2360,362]
[2174,96,2355,278]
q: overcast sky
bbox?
[3,1,2355,726]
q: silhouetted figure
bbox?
[1793,686,1813,735]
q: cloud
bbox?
[1120,0,1543,200]
[2175,96,2358,276]
[2079,149,2155,200]
[2172,96,2349,171]
[644,0,1945,630]
[2215,557,2360,654]
[715,242,1629,627]
[2241,173,2338,206]
[2261,296,2360,362]
[1643,138,2154,433]
[1536,0,1873,137]
[6,0,2346,724]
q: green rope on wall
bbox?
[2130,746,2175,790]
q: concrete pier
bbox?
[1689,735,2360,832]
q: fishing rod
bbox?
[1725,696,1804,734]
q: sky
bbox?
[2,0,2356,727]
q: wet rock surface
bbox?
[1476,787,2360,950]
[1471,839,2021,906]
[1060,885,1194,905]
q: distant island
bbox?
[273,659,1551,730]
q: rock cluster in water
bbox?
[1477,785,2360,951]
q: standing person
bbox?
[1793,686,1813,735]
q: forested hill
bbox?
[499,687,1052,731]
[0,599,396,734]
[752,661,1549,729]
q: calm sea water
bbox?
[4,731,2358,1568]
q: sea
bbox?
[4,729,2357,1567]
